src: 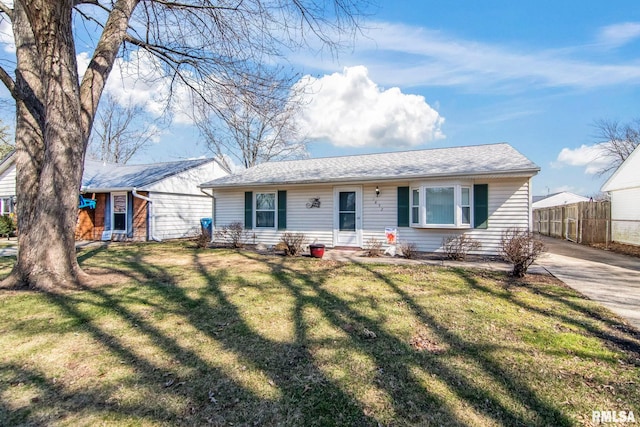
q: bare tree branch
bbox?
[592,118,640,176]
[0,65,15,96]
[88,94,163,163]
[0,2,12,17]
[194,67,307,169]
[79,0,140,142]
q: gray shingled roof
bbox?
[201,143,539,188]
[82,158,213,191]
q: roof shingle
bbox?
[82,158,213,190]
[201,143,539,188]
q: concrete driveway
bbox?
[535,236,640,330]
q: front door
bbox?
[334,186,362,247]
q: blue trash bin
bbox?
[200,218,213,237]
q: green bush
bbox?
[0,214,16,239]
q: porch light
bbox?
[375,186,380,197]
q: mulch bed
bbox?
[590,242,640,258]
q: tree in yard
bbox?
[194,68,307,170]
[88,94,162,164]
[592,118,640,177]
[0,118,12,159]
[0,0,365,290]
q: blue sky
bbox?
[2,1,640,196]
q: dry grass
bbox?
[0,242,639,426]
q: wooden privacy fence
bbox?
[533,201,610,244]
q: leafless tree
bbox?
[0,0,365,290]
[89,95,162,164]
[194,68,307,170]
[0,118,12,159]
[592,118,640,176]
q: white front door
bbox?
[334,186,362,247]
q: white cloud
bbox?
[294,65,444,148]
[294,21,640,91]
[597,22,640,48]
[78,49,196,125]
[556,144,610,175]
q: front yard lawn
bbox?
[1,241,639,426]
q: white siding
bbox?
[0,163,16,196]
[150,192,213,240]
[610,187,640,246]
[212,177,532,255]
[213,185,334,247]
[146,160,227,195]
[361,182,403,246]
[362,179,531,255]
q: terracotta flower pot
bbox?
[309,244,325,258]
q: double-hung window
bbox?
[255,192,276,228]
[1,197,13,215]
[112,192,127,232]
[461,187,471,226]
[411,189,420,225]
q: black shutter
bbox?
[474,184,488,229]
[397,186,410,227]
[244,191,253,229]
[277,190,287,230]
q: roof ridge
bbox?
[251,142,511,168]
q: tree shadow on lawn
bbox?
[1,247,380,425]
[453,268,640,359]
[244,253,575,426]
[4,245,637,425]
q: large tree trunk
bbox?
[4,1,87,290]
[0,0,137,290]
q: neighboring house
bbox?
[601,144,640,246]
[200,143,540,255]
[0,151,16,216]
[79,158,228,241]
[532,192,589,209]
[0,153,229,241]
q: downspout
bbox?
[200,187,215,242]
[132,188,161,242]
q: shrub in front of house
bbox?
[279,232,306,256]
[398,241,418,259]
[195,229,211,249]
[442,235,482,261]
[0,214,16,239]
[500,228,546,277]
[364,237,383,257]
[214,221,248,248]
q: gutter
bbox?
[132,188,161,242]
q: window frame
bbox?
[1,197,14,215]
[111,192,128,233]
[410,188,421,225]
[410,183,474,229]
[424,185,456,227]
[461,186,471,226]
[254,191,277,229]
